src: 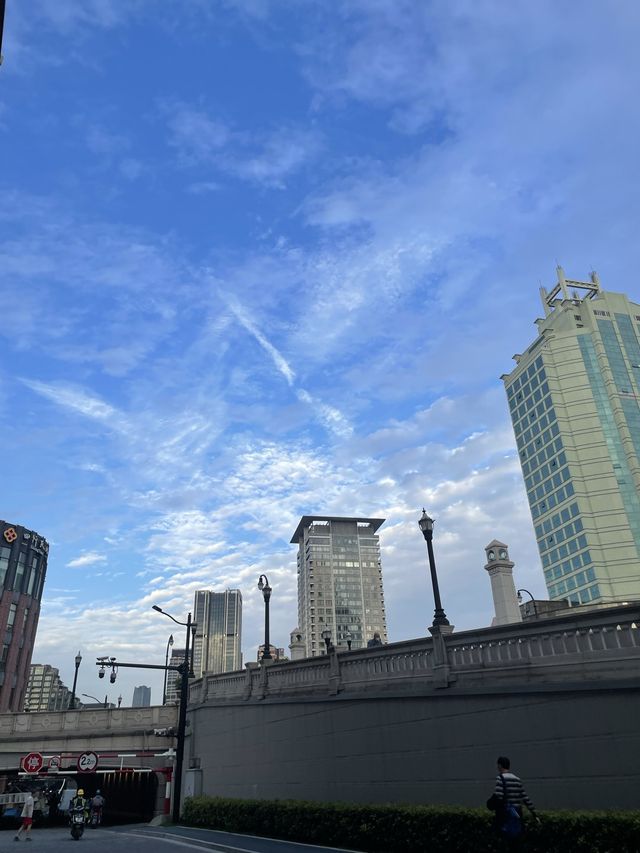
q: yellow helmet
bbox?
[77,789,84,796]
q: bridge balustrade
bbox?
[189,604,640,706]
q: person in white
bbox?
[14,792,34,841]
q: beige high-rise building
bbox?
[502,267,640,604]
[24,663,73,712]
[292,516,388,657]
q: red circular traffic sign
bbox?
[22,752,43,773]
[77,751,99,773]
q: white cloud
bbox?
[163,102,321,187]
[66,551,108,568]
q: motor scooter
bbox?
[70,806,86,840]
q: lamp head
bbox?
[169,634,174,645]
[152,605,163,613]
[75,651,82,666]
[418,509,434,536]
[257,577,264,591]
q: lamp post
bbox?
[152,605,195,824]
[345,631,352,651]
[162,634,174,705]
[321,628,331,653]
[517,588,539,618]
[117,694,122,708]
[418,510,450,628]
[257,575,272,661]
[81,693,108,708]
[70,651,82,709]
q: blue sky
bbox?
[2,0,640,704]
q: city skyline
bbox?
[1,2,639,703]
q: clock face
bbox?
[487,550,496,560]
[499,549,507,559]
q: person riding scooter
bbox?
[69,789,89,840]
[69,789,89,819]
[90,790,105,826]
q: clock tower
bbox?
[484,540,522,625]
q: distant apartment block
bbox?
[132,685,151,707]
[0,521,49,712]
[24,664,72,712]
[257,644,286,662]
[292,516,388,657]
[502,268,640,604]
[193,590,242,676]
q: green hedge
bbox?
[182,796,640,853]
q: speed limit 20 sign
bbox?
[77,751,99,773]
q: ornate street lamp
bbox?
[70,651,82,709]
[117,695,122,708]
[345,631,352,651]
[257,575,272,660]
[163,634,174,705]
[418,510,450,628]
[321,628,332,653]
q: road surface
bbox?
[0,825,363,853]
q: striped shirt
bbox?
[494,771,536,812]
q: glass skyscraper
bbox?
[502,268,640,604]
[132,685,151,707]
[192,589,242,676]
[292,516,388,657]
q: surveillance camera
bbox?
[110,672,116,683]
[98,670,105,679]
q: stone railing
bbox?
[0,704,178,737]
[189,604,640,705]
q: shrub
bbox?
[182,796,640,853]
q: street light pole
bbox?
[345,631,352,651]
[257,575,272,660]
[163,634,174,705]
[70,651,82,709]
[418,510,450,628]
[517,588,539,618]
[152,605,195,824]
[81,693,108,708]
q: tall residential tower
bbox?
[192,589,242,676]
[502,268,640,605]
[0,520,49,712]
[292,516,388,657]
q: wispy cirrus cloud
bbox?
[163,102,322,188]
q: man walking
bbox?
[14,792,34,842]
[492,756,539,847]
